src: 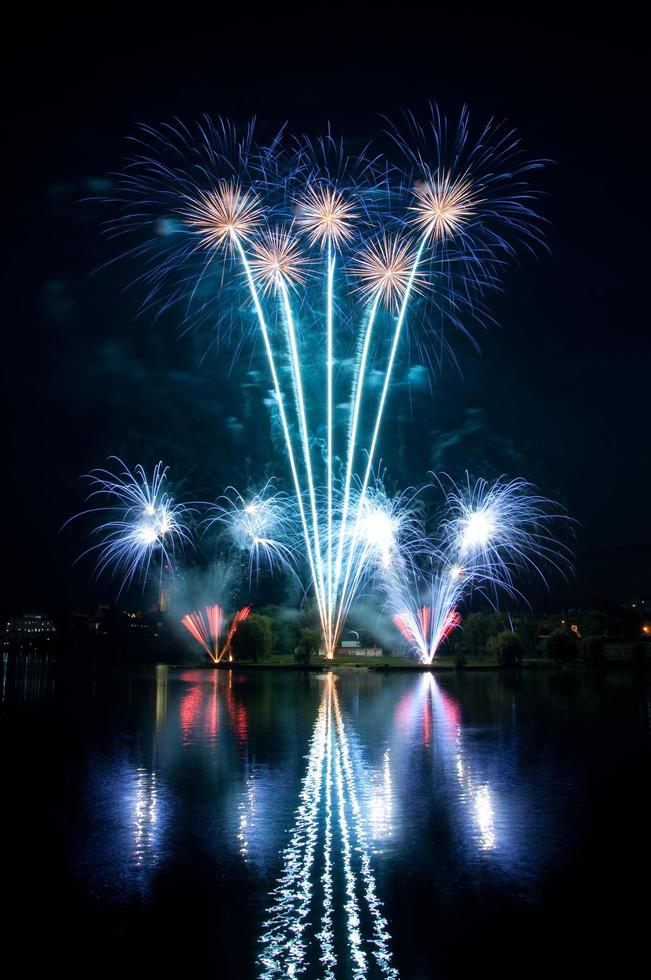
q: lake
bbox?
[1,661,649,978]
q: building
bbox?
[3,613,54,650]
[342,645,383,657]
[319,642,384,657]
[4,613,53,637]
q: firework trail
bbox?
[103,109,545,654]
[181,603,251,662]
[67,457,192,595]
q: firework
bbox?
[295,184,357,248]
[393,603,463,662]
[69,458,192,594]
[205,480,297,582]
[353,234,427,310]
[101,108,546,655]
[384,542,468,664]
[249,229,309,295]
[408,173,478,240]
[390,104,546,260]
[326,477,426,647]
[181,603,251,663]
[181,605,223,661]
[221,604,252,661]
[181,181,263,250]
[437,473,572,593]
[384,474,571,663]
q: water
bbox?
[1,661,649,978]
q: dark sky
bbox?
[2,9,649,612]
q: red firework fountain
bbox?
[393,606,462,663]
[181,604,252,663]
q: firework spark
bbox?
[249,229,309,294]
[181,181,263,249]
[295,185,357,248]
[353,234,426,309]
[408,171,477,240]
[394,604,462,663]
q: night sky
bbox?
[2,10,648,612]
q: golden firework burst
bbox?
[248,230,309,294]
[408,170,477,240]
[182,181,263,248]
[353,235,425,309]
[295,185,356,248]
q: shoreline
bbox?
[160,658,647,673]
[5,650,647,673]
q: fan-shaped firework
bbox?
[181,603,251,662]
[394,604,462,662]
[327,476,426,647]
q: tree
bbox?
[517,615,540,656]
[258,605,320,656]
[546,627,580,663]
[488,630,524,667]
[577,610,603,638]
[462,611,502,658]
[231,614,274,662]
[581,636,604,667]
[294,627,321,665]
[255,605,281,652]
[631,640,647,668]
